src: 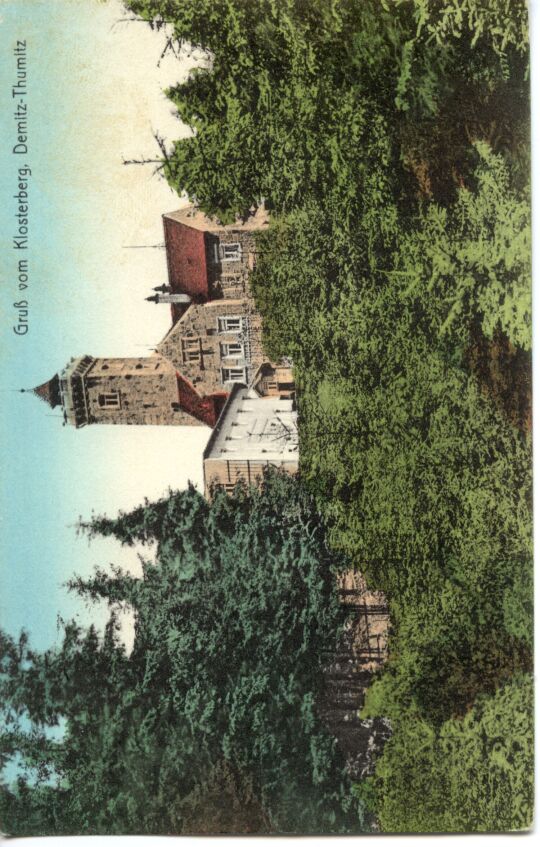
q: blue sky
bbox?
[0,0,209,652]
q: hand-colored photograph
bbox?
[0,0,533,836]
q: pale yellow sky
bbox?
[57,0,212,645]
[55,0,197,355]
[0,0,213,651]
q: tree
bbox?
[1,473,366,835]
[246,71,531,828]
[123,0,528,217]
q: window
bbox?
[98,391,121,409]
[221,242,242,262]
[218,316,244,333]
[221,273,243,290]
[181,337,202,363]
[220,342,243,359]
[221,367,247,384]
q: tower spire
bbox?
[22,374,61,408]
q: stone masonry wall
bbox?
[157,299,265,394]
[319,571,391,781]
[205,230,258,300]
[84,355,200,426]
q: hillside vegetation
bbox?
[127,0,532,831]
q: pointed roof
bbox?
[27,374,61,408]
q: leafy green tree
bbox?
[246,78,531,828]
[398,143,531,351]
[252,180,532,719]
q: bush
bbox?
[364,674,533,833]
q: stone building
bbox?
[28,205,278,428]
[154,205,269,395]
[29,354,225,428]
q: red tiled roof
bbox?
[163,215,209,317]
[176,374,228,427]
[30,374,61,407]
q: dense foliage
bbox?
[2,0,533,835]
[362,674,534,832]
[127,0,529,219]
[1,474,364,835]
[251,141,533,737]
[245,25,532,830]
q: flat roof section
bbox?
[204,387,298,463]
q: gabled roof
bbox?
[176,375,227,427]
[163,205,270,233]
[155,300,196,355]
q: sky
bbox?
[0,0,210,652]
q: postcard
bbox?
[0,0,533,837]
